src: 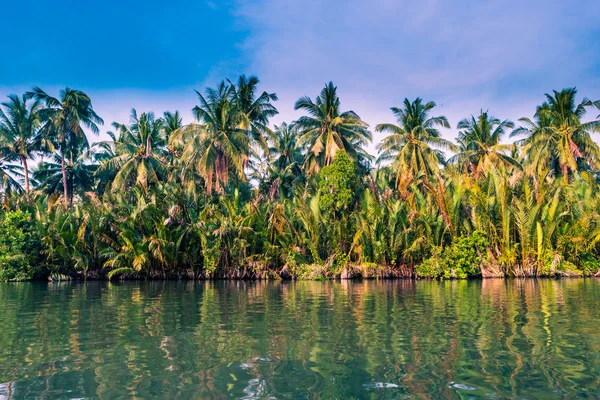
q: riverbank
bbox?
[2,84,600,284]
[34,262,598,282]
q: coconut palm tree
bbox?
[163,111,182,140]
[376,98,454,187]
[270,123,303,172]
[512,88,600,182]
[0,94,45,195]
[231,75,279,153]
[264,123,305,198]
[96,109,167,192]
[0,158,23,198]
[171,82,250,194]
[32,150,97,199]
[91,131,118,194]
[294,82,371,174]
[26,87,103,204]
[161,111,184,173]
[449,110,519,177]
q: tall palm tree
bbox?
[171,82,250,194]
[162,111,183,172]
[264,123,304,198]
[162,111,182,141]
[449,110,519,177]
[0,94,43,194]
[91,131,118,194]
[512,88,600,182]
[270,123,303,173]
[27,87,103,204]
[96,109,166,192]
[32,150,97,198]
[0,158,23,197]
[376,98,454,186]
[231,75,279,153]
[294,82,371,174]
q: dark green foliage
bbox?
[1,83,600,280]
[442,231,490,278]
[0,210,42,281]
[417,231,489,279]
[318,151,357,216]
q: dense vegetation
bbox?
[0,78,599,280]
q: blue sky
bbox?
[1,0,599,149]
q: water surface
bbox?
[1,279,600,399]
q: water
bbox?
[1,279,600,399]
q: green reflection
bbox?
[0,280,600,398]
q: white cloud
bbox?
[234,0,600,149]
[2,0,599,156]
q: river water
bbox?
[1,279,599,399]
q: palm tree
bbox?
[27,87,103,204]
[91,131,118,194]
[162,111,183,172]
[231,75,279,153]
[0,94,43,194]
[294,82,371,174]
[33,150,97,198]
[270,123,303,173]
[376,98,454,187]
[162,111,182,141]
[512,88,600,182]
[171,82,250,194]
[264,123,304,198]
[96,109,166,192]
[0,158,23,198]
[449,110,519,177]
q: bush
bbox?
[318,151,358,216]
[580,254,600,275]
[415,247,443,278]
[442,231,489,278]
[0,210,42,281]
[417,231,489,279]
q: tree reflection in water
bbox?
[0,279,599,398]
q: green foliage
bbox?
[0,211,41,281]
[1,82,600,280]
[442,231,490,278]
[318,151,357,215]
[295,82,371,174]
[580,254,600,275]
[375,97,454,187]
[417,231,490,279]
[415,247,443,278]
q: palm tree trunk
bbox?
[22,157,30,194]
[69,170,74,205]
[61,149,69,204]
[561,163,569,185]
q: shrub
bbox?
[318,151,358,216]
[580,254,600,275]
[0,210,42,281]
[415,247,443,278]
[442,231,489,278]
[417,231,489,279]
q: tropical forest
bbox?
[1,77,600,281]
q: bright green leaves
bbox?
[0,210,42,281]
[417,231,490,279]
[318,151,358,216]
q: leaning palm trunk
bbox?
[61,149,69,204]
[21,157,30,194]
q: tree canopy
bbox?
[1,78,600,281]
